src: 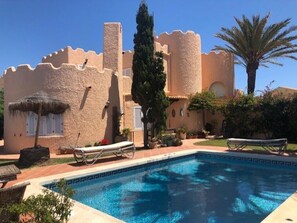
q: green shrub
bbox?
[9,179,74,223]
[161,134,175,146]
[94,141,100,146]
[176,126,187,134]
[221,93,297,141]
[172,138,183,146]
[121,128,131,137]
[220,94,259,138]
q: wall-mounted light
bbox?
[82,58,88,69]
[119,108,124,116]
[86,86,92,90]
[104,101,110,109]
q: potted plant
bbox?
[148,137,158,149]
[122,128,131,140]
[176,126,187,140]
[202,129,210,138]
[100,139,109,145]
[186,130,194,139]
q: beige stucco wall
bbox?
[202,51,234,97]
[167,100,201,131]
[271,87,297,98]
[42,46,103,70]
[122,94,143,143]
[3,22,236,152]
[42,48,69,68]
[155,30,202,96]
[122,42,170,93]
[104,23,122,75]
[4,64,120,153]
[155,42,170,93]
[122,51,133,71]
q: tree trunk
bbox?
[142,107,149,148]
[202,109,206,129]
[246,63,258,94]
[143,120,148,149]
[34,104,42,148]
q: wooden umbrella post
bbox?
[34,103,42,148]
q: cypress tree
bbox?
[132,1,169,147]
[148,52,169,137]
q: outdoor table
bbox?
[0,164,21,188]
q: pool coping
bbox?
[23,149,297,223]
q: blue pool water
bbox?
[50,154,297,223]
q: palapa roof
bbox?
[8,91,70,116]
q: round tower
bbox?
[156,30,201,96]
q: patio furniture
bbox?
[73,141,136,165]
[0,182,30,223]
[0,164,21,188]
[227,138,287,154]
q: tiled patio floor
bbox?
[1,139,297,223]
[1,139,228,186]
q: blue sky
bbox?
[1,0,297,93]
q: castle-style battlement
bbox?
[154,41,169,54]
[42,46,103,70]
[4,63,105,77]
[4,64,34,75]
[42,47,67,61]
[156,30,200,40]
[202,51,230,56]
[154,29,202,96]
[122,50,133,55]
[42,46,102,61]
[202,51,233,69]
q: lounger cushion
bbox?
[74,141,134,153]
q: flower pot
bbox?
[148,141,157,149]
[178,132,187,140]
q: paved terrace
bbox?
[0,139,296,223]
[1,139,216,186]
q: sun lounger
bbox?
[73,141,136,165]
[227,138,287,154]
[0,164,21,188]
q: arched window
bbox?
[180,108,184,117]
[172,109,176,117]
[209,82,226,98]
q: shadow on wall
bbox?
[104,72,121,143]
[79,87,91,110]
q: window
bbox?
[180,108,184,117]
[26,112,64,136]
[134,106,143,129]
[123,68,133,78]
[209,82,226,98]
[172,109,176,117]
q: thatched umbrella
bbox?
[9,91,70,148]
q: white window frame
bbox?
[123,68,133,78]
[133,106,143,130]
[26,112,64,136]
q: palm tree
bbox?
[214,13,297,94]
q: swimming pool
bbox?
[46,152,297,223]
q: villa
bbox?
[3,22,234,153]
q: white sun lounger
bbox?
[73,141,136,165]
[227,138,287,154]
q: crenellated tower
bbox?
[155,30,202,96]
